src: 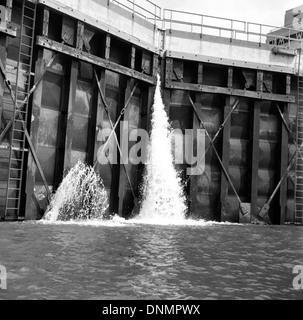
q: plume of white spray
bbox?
[138,74,187,222]
[44,160,108,221]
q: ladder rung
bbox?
[13,138,25,143]
[20,34,33,41]
[23,14,35,21]
[19,62,31,68]
[17,80,30,86]
[21,43,32,49]
[7,198,20,201]
[12,147,28,152]
[8,187,21,191]
[20,52,32,58]
[16,98,27,103]
[9,178,22,181]
[15,112,27,117]
[11,157,23,161]
[22,24,34,31]
[20,50,33,58]
[24,4,36,11]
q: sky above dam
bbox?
[156,0,303,27]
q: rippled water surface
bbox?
[0,220,302,300]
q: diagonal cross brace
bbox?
[258,152,297,221]
[93,80,138,170]
[186,98,240,184]
[0,55,58,203]
[0,54,57,144]
[173,69,247,216]
[263,82,303,160]
[257,82,302,222]
[93,69,138,206]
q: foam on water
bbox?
[137,74,187,222]
[39,214,238,227]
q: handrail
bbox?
[163,8,303,49]
[109,1,302,49]
[109,0,161,24]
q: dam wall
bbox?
[0,0,302,224]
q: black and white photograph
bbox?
[0,0,303,305]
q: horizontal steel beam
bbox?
[0,25,17,37]
[166,50,297,75]
[36,36,157,85]
[165,80,295,103]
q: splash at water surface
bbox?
[44,160,109,222]
[44,75,187,224]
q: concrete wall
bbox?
[40,0,161,52]
[165,30,300,75]
[42,0,301,75]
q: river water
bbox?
[0,218,302,300]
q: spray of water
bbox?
[44,160,109,222]
[138,74,187,222]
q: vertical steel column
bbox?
[118,44,138,216]
[251,101,261,220]
[190,63,204,217]
[220,67,233,221]
[0,36,6,138]
[279,76,291,225]
[63,59,78,172]
[163,57,173,115]
[279,101,289,225]
[251,71,263,222]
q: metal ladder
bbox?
[4,0,36,220]
[295,48,303,225]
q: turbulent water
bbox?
[44,75,185,224]
[44,161,108,222]
[0,220,302,300]
[138,74,186,222]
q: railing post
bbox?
[154,4,156,26]
[132,0,135,18]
